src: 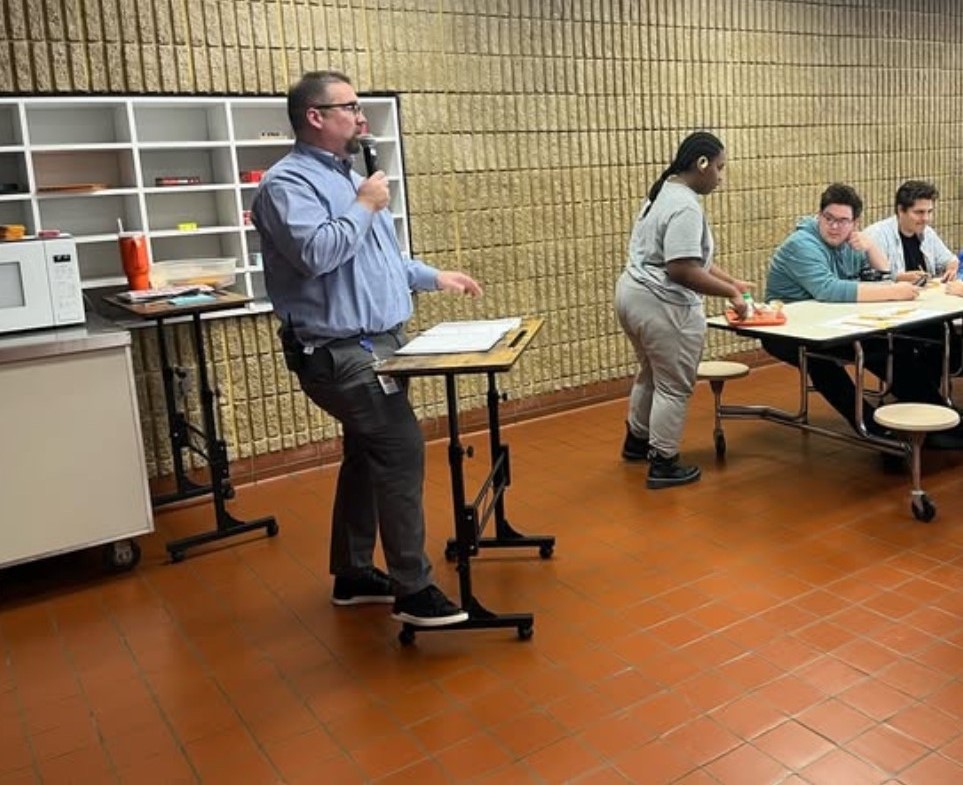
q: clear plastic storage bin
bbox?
[150,257,237,289]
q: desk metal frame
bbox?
[152,316,221,506]
[106,292,278,561]
[378,317,553,644]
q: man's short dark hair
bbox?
[287,70,352,134]
[819,183,863,220]
[895,180,939,212]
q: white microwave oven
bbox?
[0,236,85,334]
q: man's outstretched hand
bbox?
[437,271,483,297]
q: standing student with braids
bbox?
[615,132,751,489]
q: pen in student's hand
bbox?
[508,329,527,348]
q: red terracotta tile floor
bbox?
[3,364,963,783]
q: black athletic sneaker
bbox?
[391,585,469,627]
[622,423,650,461]
[331,567,395,606]
[647,452,701,489]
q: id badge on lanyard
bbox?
[360,337,400,395]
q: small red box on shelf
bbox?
[240,170,264,184]
[155,176,201,187]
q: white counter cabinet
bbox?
[0,322,153,570]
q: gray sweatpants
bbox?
[615,271,705,457]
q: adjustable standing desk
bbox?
[377,316,553,644]
[105,291,278,561]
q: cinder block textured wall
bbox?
[4,0,962,477]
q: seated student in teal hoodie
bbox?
[763,183,950,438]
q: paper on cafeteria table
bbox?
[826,307,940,329]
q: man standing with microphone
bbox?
[252,70,481,628]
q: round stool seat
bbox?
[697,361,750,381]
[874,403,960,433]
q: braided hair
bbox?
[643,131,725,217]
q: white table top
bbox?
[707,284,963,345]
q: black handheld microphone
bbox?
[359,134,379,175]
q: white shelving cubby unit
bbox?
[0,94,412,308]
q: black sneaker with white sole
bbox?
[331,567,395,606]
[391,585,469,627]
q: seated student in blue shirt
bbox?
[763,183,958,442]
[252,70,482,629]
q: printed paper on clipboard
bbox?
[395,317,522,355]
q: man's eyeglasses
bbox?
[820,212,855,228]
[313,102,364,116]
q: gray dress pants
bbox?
[615,272,705,457]
[296,330,432,596]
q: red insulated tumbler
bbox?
[119,233,149,290]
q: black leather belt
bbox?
[283,323,404,353]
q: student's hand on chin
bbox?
[847,230,867,251]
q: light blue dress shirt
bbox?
[252,141,438,345]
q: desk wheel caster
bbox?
[539,544,554,559]
[713,432,727,458]
[267,521,280,537]
[444,543,457,562]
[912,494,936,523]
[221,482,236,500]
[104,539,141,572]
[170,549,186,564]
[399,627,416,646]
[517,622,534,641]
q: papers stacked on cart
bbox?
[395,317,522,355]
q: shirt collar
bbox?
[294,140,355,177]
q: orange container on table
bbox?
[119,232,150,290]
